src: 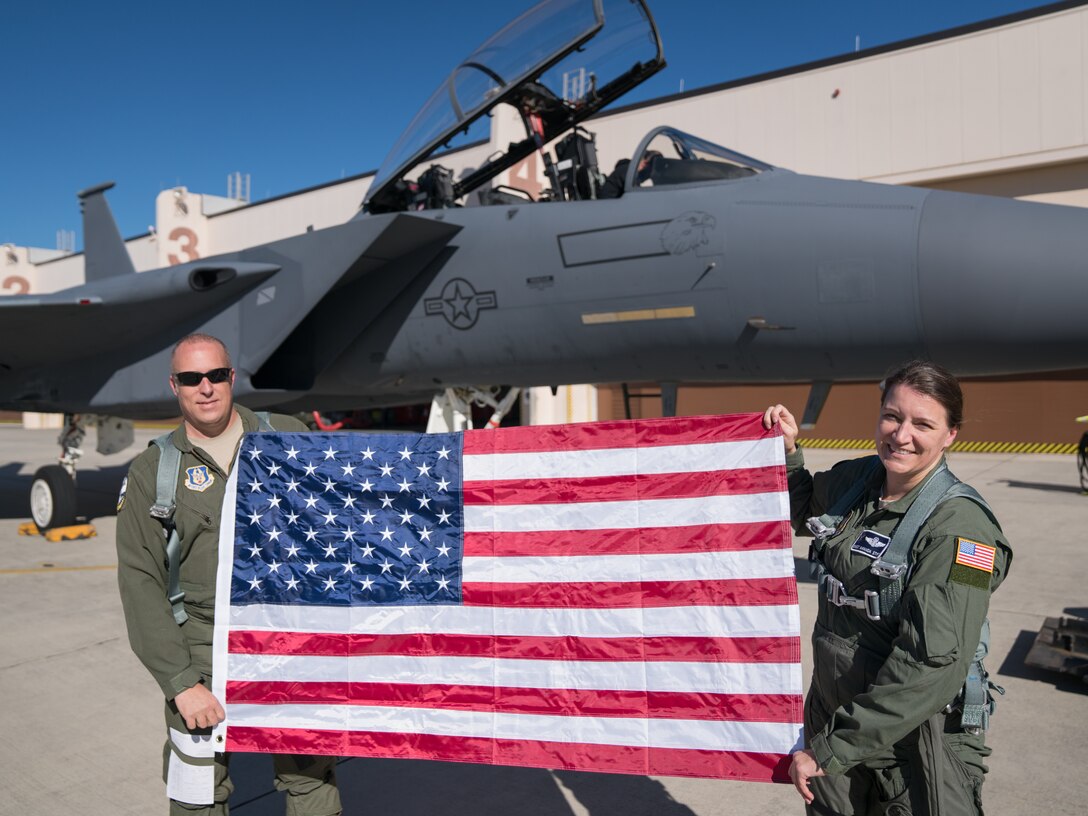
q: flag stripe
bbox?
[226,726,793,782]
[462,437,783,480]
[462,467,781,505]
[227,631,801,663]
[225,654,802,694]
[464,491,790,532]
[224,681,802,723]
[461,578,795,608]
[227,602,801,639]
[462,521,788,556]
[463,414,779,454]
[461,548,793,583]
[226,703,801,753]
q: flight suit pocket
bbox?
[907,584,961,666]
[811,620,873,717]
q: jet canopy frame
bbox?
[364,0,665,213]
[625,126,776,191]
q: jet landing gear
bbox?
[28,414,84,531]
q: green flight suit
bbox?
[117,406,341,816]
[787,449,1012,816]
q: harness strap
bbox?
[150,432,187,625]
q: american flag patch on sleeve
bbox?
[955,538,996,573]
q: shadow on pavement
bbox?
[229,755,699,816]
[995,628,1088,695]
[998,479,1085,495]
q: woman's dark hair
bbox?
[880,360,963,429]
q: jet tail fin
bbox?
[77,181,136,282]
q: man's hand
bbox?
[763,404,799,454]
[788,748,825,804]
[174,683,225,730]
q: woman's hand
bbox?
[788,748,825,804]
[763,404,799,454]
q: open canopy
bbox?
[364,0,664,213]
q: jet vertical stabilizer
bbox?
[76,181,136,282]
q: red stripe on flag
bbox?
[462,467,781,505]
[226,727,792,782]
[225,681,802,723]
[228,631,801,663]
[461,577,795,608]
[463,414,774,454]
[463,521,790,557]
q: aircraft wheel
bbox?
[1078,432,1088,493]
[30,466,78,531]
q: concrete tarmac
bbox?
[1,425,1085,815]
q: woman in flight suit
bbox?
[764,360,1012,815]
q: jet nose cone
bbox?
[917,191,1088,375]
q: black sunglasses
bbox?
[172,367,233,387]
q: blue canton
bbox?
[231,432,464,606]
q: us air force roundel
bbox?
[184,465,215,492]
[116,476,127,512]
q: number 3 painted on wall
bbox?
[2,275,30,295]
[167,227,200,265]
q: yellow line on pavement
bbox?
[0,564,116,575]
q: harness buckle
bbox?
[863,590,882,621]
[806,515,836,538]
[870,559,907,581]
[149,503,175,521]
[826,579,882,621]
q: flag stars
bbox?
[267,561,282,574]
[416,559,431,574]
[268,495,282,509]
[379,462,394,477]
[248,577,262,591]
[303,527,319,543]
[323,446,338,460]
[436,575,451,592]
[285,576,301,591]
[416,462,432,477]
[247,448,263,461]
[304,560,319,574]
[322,577,337,592]
[360,447,375,461]
[398,447,413,461]
[437,446,451,460]
[379,527,395,542]
[342,526,357,542]
[247,544,262,558]
[322,543,338,558]
[379,494,394,509]
[303,462,318,477]
[341,562,356,575]
[285,543,302,558]
[304,494,319,509]
[266,462,281,477]
[397,542,414,559]
[285,478,300,493]
[322,477,338,493]
[284,510,300,526]
[266,528,282,543]
[248,478,263,493]
[435,477,450,492]
[284,446,300,460]
[398,509,415,526]
[342,495,357,510]
[397,477,413,493]
[341,463,356,477]
[436,543,452,558]
[397,575,413,592]
[358,543,375,559]
[360,509,376,525]
[419,527,433,542]
[437,509,452,525]
[379,560,394,575]
[359,576,375,591]
[247,510,263,526]
[358,479,374,493]
[322,510,338,526]
[417,495,432,510]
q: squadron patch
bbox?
[950,537,997,589]
[116,476,128,512]
[184,465,215,492]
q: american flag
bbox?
[211,413,802,782]
[955,538,997,572]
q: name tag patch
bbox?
[850,529,891,559]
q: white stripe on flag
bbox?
[228,602,801,639]
[461,548,795,583]
[462,436,784,481]
[226,653,802,694]
[464,491,790,532]
[227,703,802,754]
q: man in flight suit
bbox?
[116,333,341,815]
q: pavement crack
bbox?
[0,635,122,671]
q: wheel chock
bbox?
[17,522,98,541]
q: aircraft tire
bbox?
[30,465,78,531]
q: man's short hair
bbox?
[171,333,232,368]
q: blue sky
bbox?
[0,0,1058,250]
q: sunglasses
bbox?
[172,367,233,387]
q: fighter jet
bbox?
[3,0,1088,529]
